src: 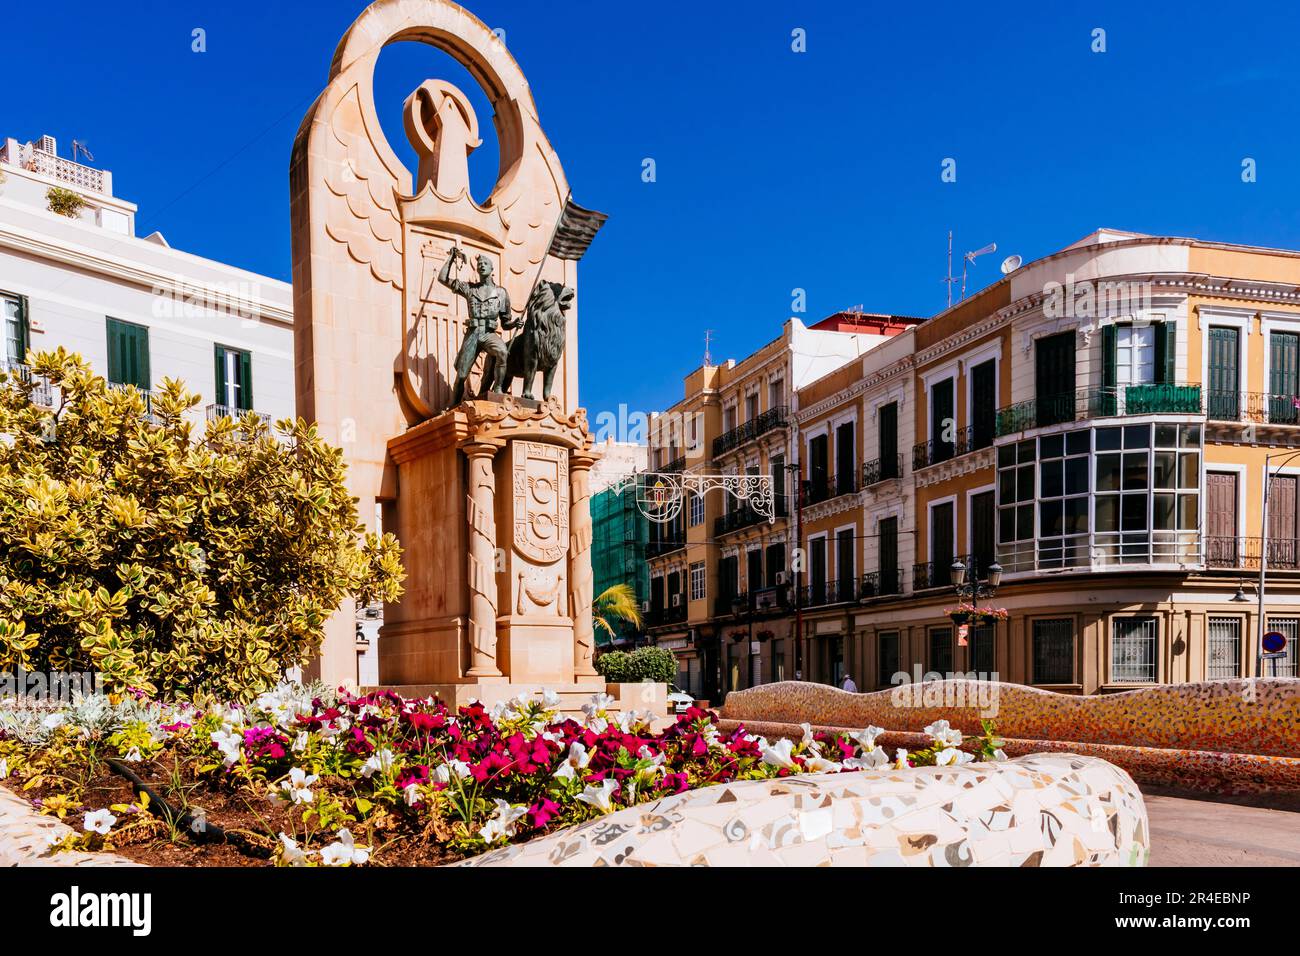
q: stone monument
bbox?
[290,0,659,713]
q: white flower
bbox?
[992,748,1008,761]
[360,748,396,779]
[760,737,798,770]
[478,799,529,842]
[581,693,615,729]
[319,828,370,866]
[852,726,886,750]
[934,747,974,766]
[42,712,66,731]
[83,809,117,835]
[292,731,309,753]
[403,783,422,807]
[122,747,143,763]
[844,747,889,771]
[540,689,561,709]
[575,778,620,813]
[800,722,816,745]
[0,758,8,779]
[802,753,842,773]
[924,719,964,748]
[552,741,592,780]
[278,832,312,867]
[210,728,242,767]
[279,767,319,805]
[894,748,911,769]
[431,759,473,785]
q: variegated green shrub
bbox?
[0,349,404,699]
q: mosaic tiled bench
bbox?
[0,786,139,867]
[718,679,1300,795]
[460,752,1149,867]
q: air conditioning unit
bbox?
[775,571,790,586]
[671,594,682,607]
[640,601,650,613]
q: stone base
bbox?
[371,680,669,719]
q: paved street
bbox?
[1145,793,1300,867]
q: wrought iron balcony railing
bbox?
[798,578,858,608]
[205,403,272,425]
[913,553,977,591]
[861,454,903,486]
[857,569,902,599]
[644,604,688,627]
[913,424,977,470]
[712,405,789,457]
[805,469,858,504]
[1205,390,1300,426]
[995,385,1203,437]
[1,359,55,406]
[1205,535,1300,571]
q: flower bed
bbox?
[0,686,1007,867]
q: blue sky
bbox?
[5,0,1300,420]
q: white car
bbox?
[667,687,695,715]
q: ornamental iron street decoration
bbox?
[610,472,776,525]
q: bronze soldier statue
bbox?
[439,244,517,405]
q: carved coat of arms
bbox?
[513,442,569,564]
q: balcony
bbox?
[858,569,902,598]
[712,404,789,457]
[1205,536,1300,572]
[913,424,980,471]
[798,578,858,608]
[1205,391,1300,426]
[206,403,272,425]
[1,359,55,406]
[995,385,1203,438]
[20,145,107,194]
[645,603,688,628]
[913,553,978,591]
[862,454,903,486]
[998,532,1201,574]
[646,536,686,558]
[805,467,858,504]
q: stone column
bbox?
[569,449,599,679]
[464,442,502,678]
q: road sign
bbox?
[1262,631,1288,655]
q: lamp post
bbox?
[950,557,1002,602]
[1255,449,1300,677]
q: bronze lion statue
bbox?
[493,280,574,401]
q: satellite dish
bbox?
[1000,254,1022,275]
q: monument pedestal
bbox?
[379,396,668,719]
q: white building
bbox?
[0,133,294,423]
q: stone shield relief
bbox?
[512,441,570,616]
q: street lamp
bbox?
[1256,449,1300,676]
[951,558,1001,601]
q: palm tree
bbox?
[593,583,643,645]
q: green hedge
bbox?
[594,646,676,684]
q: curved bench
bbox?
[460,753,1148,867]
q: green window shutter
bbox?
[1101,324,1117,389]
[18,296,29,361]
[106,318,150,390]
[214,346,227,408]
[238,350,253,411]
[1154,321,1176,384]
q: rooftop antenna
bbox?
[703,329,714,367]
[960,242,997,301]
[942,231,960,309]
[71,140,94,163]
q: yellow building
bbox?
[648,229,1300,699]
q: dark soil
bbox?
[3,753,464,867]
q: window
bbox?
[1264,617,1300,678]
[970,359,996,449]
[1036,430,1090,569]
[808,433,829,501]
[828,636,844,687]
[769,378,784,410]
[878,402,898,478]
[1115,323,1155,386]
[878,631,899,687]
[214,344,253,412]
[1032,618,1074,684]
[835,421,855,494]
[1112,617,1158,683]
[772,640,786,683]
[1207,617,1241,680]
[689,493,704,527]
[746,549,763,592]
[808,536,827,604]
[1095,423,1200,566]
[718,555,738,608]
[997,440,1036,572]
[878,516,899,594]
[928,627,953,674]
[930,378,955,462]
[970,623,994,674]
[689,562,706,602]
[727,643,740,692]
[723,405,736,433]
[745,392,758,422]
[106,317,150,391]
[771,454,786,514]
[765,542,786,587]
[3,293,28,365]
